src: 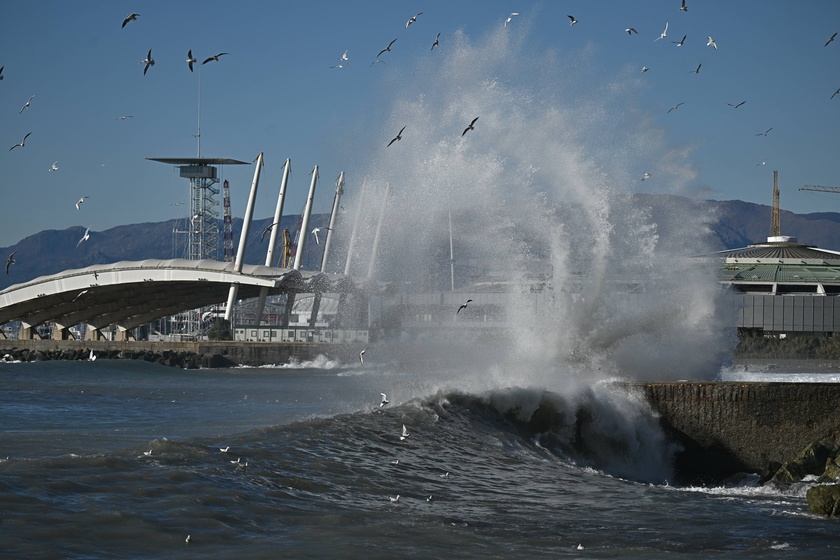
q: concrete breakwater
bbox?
[638,382,840,482]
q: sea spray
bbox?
[339,21,732,382]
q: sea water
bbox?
[1,358,837,559]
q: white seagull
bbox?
[707,36,717,49]
[88,350,96,361]
[387,125,406,147]
[311,227,331,245]
[672,34,686,47]
[5,252,15,275]
[406,12,422,28]
[185,535,192,544]
[143,449,152,456]
[202,52,228,65]
[625,28,638,35]
[75,196,89,210]
[505,13,519,28]
[431,33,440,50]
[49,161,59,172]
[377,38,397,58]
[359,348,367,364]
[219,446,230,453]
[642,66,649,73]
[642,172,652,181]
[457,299,473,314]
[462,117,479,137]
[380,393,389,407]
[116,115,134,120]
[19,95,34,114]
[390,459,400,466]
[567,15,578,26]
[72,289,89,302]
[122,13,140,28]
[339,50,349,62]
[9,132,31,151]
[389,495,400,503]
[77,225,92,248]
[680,0,688,11]
[260,222,280,242]
[655,22,668,41]
[142,49,155,75]
[186,49,197,72]
[440,472,450,479]
[399,424,409,440]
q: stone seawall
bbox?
[637,382,840,481]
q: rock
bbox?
[769,442,833,483]
[806,484,840,517]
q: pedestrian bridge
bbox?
[0,259,359,340]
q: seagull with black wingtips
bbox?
[202,52,228,65]
[462,117,479,137]
[387,125,406,147]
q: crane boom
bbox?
[799,185,840,193]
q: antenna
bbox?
[195,66,201,157]
[770,170,780,238]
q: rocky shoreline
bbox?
[1,346,236,369]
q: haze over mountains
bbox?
[3,194,840,292]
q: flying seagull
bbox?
[202,52,228,64]
[370,59,387,67]
[655,22,668,41]
[19,95,34,114]
[667,102,684,113]
[755,127,773,136]
[186,50,196,72]
[72,289,89,302]
[311,227,331,245]
[825,32,837,47]
[9,132,31,151]
[5,252,15,275]
[75,196,89,210]
[672,34,686,46]
[339,50,349,62]
[462,117,479,136]
[642,66,649,73]
[359,348,367,364]
[122,13,140,28]
[707,36,717,49]
[49,161,59,172]
[690,63,702,75]
[380,393,389,407]
[505,13,519,28]
[457,299,473,314]
[377,38,397,58]
[406,12,422,28]
[625,28,638,35]
[680,0,688,12]
[116,115,134,120]
[727,100,746,108]
[568,15,578,26]
[0,66,4,80]
[260,222,279,242]
[142,49,155,75]
[387,125,406,147]
[399,424,409,440]
[642,172,652,181]
[185,535,192,544]
[832,88,840,100]
[219,446,230,453]
[431,32,440,50]
[77,225,91,248]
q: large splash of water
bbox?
[340,25,733,384]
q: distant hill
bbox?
[2,195,839,292]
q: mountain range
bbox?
[3,194,840,292]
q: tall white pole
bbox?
[293,165,318,271]
[367,182,390,279]
[344,180,369,275]
[320,171,344,272]
[265,159,291,267]
[255,158,291,327]
[224,153,263,321]
[448,204,455,290]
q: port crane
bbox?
[799,185,840,193]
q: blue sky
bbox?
[1,0,838,245]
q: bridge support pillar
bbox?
[85,326,105,341]
[114,327,135,341]
[19,323,36,339]
[283,294,296,327]
[52,323,71,341]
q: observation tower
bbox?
[147,157,248,261]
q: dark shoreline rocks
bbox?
[1,347,237,369]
